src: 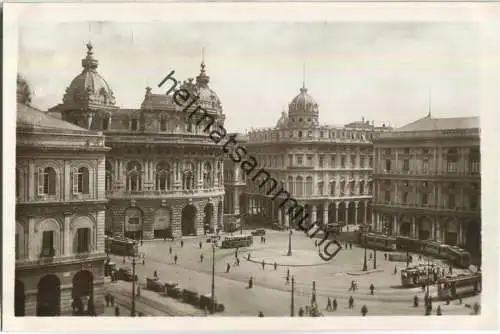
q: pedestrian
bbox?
[258,311,264,317]
[298,307,304,317]
[274,262,278,271]
[262,260,265,270]
[137,286,141,297]
[349,243,352,250]
[348,296,354,309]
[181,240,184,248]
[413,295,419,307]
[332,298,337,311]
[200,254,204,263]
[436,305,442,316]
[458,296,462,305]
[326,297,332,311]
[369,283,375,295]
[153,270,158,278]
[174,254,178,264]
[248,276,253,289]
[236,257,240,266]
[123,256,126,263]
[105,293,110,307]
[247,253,251,261]
[369,252,373,260]
[473,302,480,315]
[114,306,120,316]
[142,258,145,265]
[226,263,231,273]
[199,241,203,249]
[421,282,426,292]
[394,266,397,275]
[287,268,290,279]
[361,304,368,316]
[446,296,450,305]
[235,248,239,258]
[286,275,290,285]
[169,246,172,255]
[384,253,387,260]
[204,306,208,316]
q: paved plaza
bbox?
[107,229,479,317]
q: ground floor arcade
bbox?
[372,211,481,254]
[106,195,224,239]
[15,258,105,316]
[241,194,372,229]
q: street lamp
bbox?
[290,276,295,316]
[373,247,377,270]
[131,253,137,317]
[211,242,216,314]
[362,228,367,271]
[287,230,293,256]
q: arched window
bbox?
[287,176,294,193]
[350,180,355,194]
[156,162,172,191]
[330,181,336,196]
[126,161,142,192]
[105,161,113,192]
[102,115,110,130]
[160,118,167,131]
[73,167,90,195]
[38,167,56,195]
[183,162,195,190]
[203,162,213,188]
[305,176,313,196]
[131,118,138,131]
[296,176,303,197]
[340,180,346,196]
[359,181,365,195]
[298,131,303,138]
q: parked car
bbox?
[182,289,201,306]
[146,277,164,293]
[251,229,266,236]
[271,223,286,231]
[199,293,225,312]
[116,267,138,282]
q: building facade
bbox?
[372,114,481,257]
[15,75,109,316]
[49,43,225,239]
[242,83,391,229]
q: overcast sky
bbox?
[18,22,482,132]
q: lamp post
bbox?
[287,230,293,256]
[373,248,377,269]
[211,242,216,314]
[362,228,367,271]
[290,276,295,316]
[131,254,137,317]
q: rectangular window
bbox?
[422,148,429,154]
[385,159,391,172]
[384,191,391,202]
[160,119,167,131]
[331,155,336,168]
[307,155,313,166]
[288,155,293,166]
[448,194,455,209]
[319,156,324,168]
[422,159,429,173]
[447,161,457,173]
[404,148,410,154]
[341,156,346,168]
[369,157,373,168]
[131,119,138,131]
[129,217,140,225]
[77,228,91,253]
[15,234,19,260]
[41,231,54,257]
[402,192,408,204]
[350,155,356,168]
[297,156,303,165]
[421,193,428,205]
[470,195,477,210]
[403,159,410,172]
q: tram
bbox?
[437,273,481,300]
[362,233,397,251]
[220,235,253,249]
[395,236,422,252]
[105,234,138,257]
[421,240,449,257]
[441,246,472,268]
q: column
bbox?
[364,202,368,225]
[278,209,282,224]
[354,201,358,225]
[458,221,464,245]
[284,212,290,228]
[63,213,72,256]
[312,206,317,224]
[392,215,397,236]
[323,203,328,225]
[411,217,416,238]
[344,204,348,226]
[431,220,436,240]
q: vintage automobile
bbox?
[182,289,201,306]
[146,277,165,293]
[115,267,138,282]
[251,229,266,236]
[199,293,225,312]
[271,223,286,231]
[104,261,117,277]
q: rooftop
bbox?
[395,114,479,132]
[17,102,90,132]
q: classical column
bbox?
[64,213,72,256]
[312,206,317,224]
[354,201,359,225]
[412,217,417,238]
[431,219,436,240]
[345,203,349,226]
[364,202,368,225]
[392,215,397,236]
[278,208,282,224]
[323,203,328,225]
[234,190,240,215]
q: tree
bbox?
[17,74,32,105]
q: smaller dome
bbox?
[63,42,116,108]
[288,86,318,115]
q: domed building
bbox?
[50,43,226,240]
[15,72,108,316]
[242,82,391,231]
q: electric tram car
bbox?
[441,245,472,268]
[105,234,138,257]
[395,236,422,252]
[437,273,481,300]
[362,233,397,251]
[420,240,449,257]
[220,235,253,249]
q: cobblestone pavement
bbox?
[107,230,480,316]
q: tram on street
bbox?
[437,273,481,300]
[421,240,449,257]
[400,265,432,287]
[395,236,422,252]
[441,245,471,268]
[363,233,397,251]
[220,235,253,249]
[105,234,138,257]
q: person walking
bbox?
[169,246,172,255]
[393,266,397,275]
[298,307,304,317]
[235,257,240,266]
[286,275,290,285]
[200,253,204,263]
[153,270,158,278]
[326,297,332,311]
[114,306,120,317]
[174,254,178,264]
[369,283,375,295]
[110,295,115,307]
[181,240,184,248]
[413,295,419,307]
[287,268,290,279]
[348,296,354,309]
[436,305,442,316]
[258,311,264,317]
[247,253,251,261]
[332,298,337,312]
[261,260,265,270]
[361,304,368,316]
[384,253,387,260]
[226,263,231,273]
[105,293,110,307]
[199,241,203,249]
[248,276,253,289]
[274,262,278,271]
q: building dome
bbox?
[288,85,318,115]
[193,61,222,113]
[62,42,116,108]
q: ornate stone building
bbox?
[15,75,108,316]
[372,114,481,256]
[49,43,225,239]
[242,83,391,230]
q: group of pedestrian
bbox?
[259,236,267,244]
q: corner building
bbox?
[243,84,391,229]
[372,114,481,258]
[49,43,225,240]
[15,75,109,316]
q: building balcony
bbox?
[15,252,106,270]
[108,188,225,199]
[373,170,480,180]
[373,201,480,215]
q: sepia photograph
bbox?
[3,3,499,332]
